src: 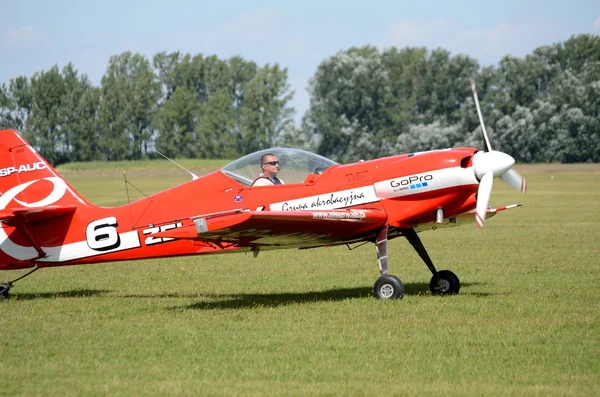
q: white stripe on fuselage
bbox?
[374,166,478,199]
[270,185,379,211]
[39,231,141,262]
[269,166,477,211]
[1,226,141,263]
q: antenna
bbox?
[123,170,133,229]
[155,150,199,180]
[123,170,131,203]
[122,168,178,229]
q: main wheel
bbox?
[430,270,460,295]
[372,274,404,300]
[0,285,10,299]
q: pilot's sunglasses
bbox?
[263,161,279,166]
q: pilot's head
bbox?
[261,153,280,178]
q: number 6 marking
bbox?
[86,217,121,251]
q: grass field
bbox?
[1,163,599,396]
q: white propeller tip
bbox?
[501,169,527,194]
[475,171,493,229]
[476,214,484,228]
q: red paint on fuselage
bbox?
[1,129,480,270]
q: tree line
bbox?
[1,34,598,165]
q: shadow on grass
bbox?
[168,281,488,310]
[173,287,370,310]
[3,282,489,304]
[6,289,111,301]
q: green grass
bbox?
[1,164,599,396]
[57,158,230,172]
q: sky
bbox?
[1,0,599,124]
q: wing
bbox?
[413,204,522,233]
[154,209,388,248]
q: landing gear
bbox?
[370,227,461,299]
[0,283,10,299]
[373,274,404,299]
[430,270,460,295]
[402,228,461,296]
[372,226,404,300]
[0,265,39,300]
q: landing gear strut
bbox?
[372,226,405,299]
[371,227,460,299]
[0,265,39,299]
[402,228,460,295]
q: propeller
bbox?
[470,80,526,228]
[475,171,493,228]
[501,169,527,193]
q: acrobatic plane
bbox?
[0,81,525,299]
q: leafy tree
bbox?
[308,46,393,161]
[486,35,600,163]
[237,64,294,154]
[58,64,100,162]
[3,34,598,164]
[413,49,479,125]
[380,46,427,135]
[228,56,258,109]
[73,86,101,161]
[154,86,199,158]
[24,66,67,164]
[555,34,600,78]
[0,76,32,131]
[394,122,461,154]
[153,51,183,102]
[276,113,320,152]
[98,52,160,160]
[307,46,481,161]
[152,53,292,158]
[495,105,539,162]
[1,66,97,164]
[196,90,236,158]
[545,106,599,163]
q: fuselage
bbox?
[1,147,480,270]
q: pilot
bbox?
[252,153,285,186]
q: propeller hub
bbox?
[473,151,515,180]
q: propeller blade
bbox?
[471,79,492,152]
[470,80,525,230]
[476,171,493,228]
[501,169,527,194]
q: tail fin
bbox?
[0,130,90,209]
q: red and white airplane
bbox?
[0,81,525,299]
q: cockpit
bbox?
[220,147,339,186]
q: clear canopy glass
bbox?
[221,147,338,186]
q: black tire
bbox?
[430,270,460,295]
[0,286,10,299]
[372,274,404,300]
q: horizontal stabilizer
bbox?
[0,205,77,225]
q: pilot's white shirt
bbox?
[252,174,284,186]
